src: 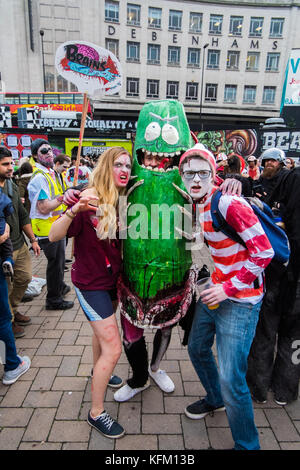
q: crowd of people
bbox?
[0,137,299,449]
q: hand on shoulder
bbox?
[80,187,97,199]
[72,190,99,214]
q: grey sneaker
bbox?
[2,356,31,385]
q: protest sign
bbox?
[55,41,122,183]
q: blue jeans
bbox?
[188,298,261,450]
[0,266,20,372]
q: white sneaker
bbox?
[114,381,150,402]
[2,356,31,385]
[148,366,175,393]
[274,398,287,406]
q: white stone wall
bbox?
[0,0,300,122]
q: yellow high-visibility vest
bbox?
[29,157,37,171]
[31,168,66,237]
[54,171,68,193]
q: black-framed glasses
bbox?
[40,147,52,155]
[183,170,211,180]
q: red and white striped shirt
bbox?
[199,188,274,304]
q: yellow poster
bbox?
[65,137,133,158]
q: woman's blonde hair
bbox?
[89,146,132,239]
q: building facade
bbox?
[1,0,300,129]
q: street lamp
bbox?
[199,43,209,130]
[39,29,46,92]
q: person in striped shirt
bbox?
[179,144,274,450]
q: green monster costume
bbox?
[118,100,199,329]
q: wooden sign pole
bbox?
[73,92,89,186]
[71,92,89,259]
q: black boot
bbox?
[124,336,149,388]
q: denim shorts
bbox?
[74,287,117,321]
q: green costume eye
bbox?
[145,122,161,141]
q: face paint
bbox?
[181,158,213,200]
[56,163,70,174]
[113,154,132,188]
[37,145,54,169]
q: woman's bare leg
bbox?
[90,314,122,417]
[92,333,101,367]
[92,301,118,373]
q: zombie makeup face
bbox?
[181,158,214,201]
[55,162,70,174]
[37,144,54,169]
[113,154,132,189]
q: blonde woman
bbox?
[49,147,132,439]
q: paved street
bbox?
[0,244,299,451]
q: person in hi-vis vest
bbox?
[28,139,74,310]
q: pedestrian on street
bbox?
[114,152,176,403]
[179,144,274,450]
[0,222,31,385]
[0,147,40,338]
[247,148,300,405]
[246,155,261,180]
[285,157,295,170]
[53,154,71,193]
[49,147,132,439]
[27,139,73,311]
[17,161,33,214]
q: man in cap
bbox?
[28,139,73,310]
[178,144,274,450]
[246,148,300,406]
[254,148,287,203]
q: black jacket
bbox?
[256,167,289,207]
[3,179,30,251]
